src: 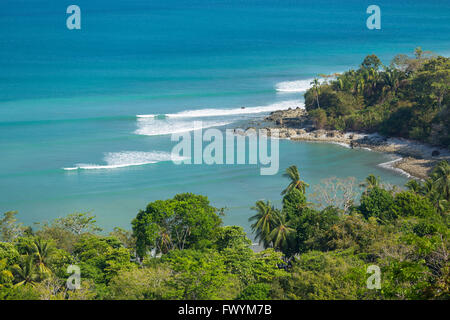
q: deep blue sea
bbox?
[1,0,449,233]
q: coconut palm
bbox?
[437,199,449,214]
[383,68,402,95]
[405,180,422,194]
[157,228,173,253]
[268,211,295,251]
[431,161,450,201]
[281,165,309,195]
[310,78,321,109]
[355,76,366,95]
[249,200,277,248]
[360,174,380,191]
[31,238,54,277]
[13,255,39,287]
[422,179,436,196]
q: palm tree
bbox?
[249,200,277,248]
[157,228,173,253]
[431,161,450,201]
[422,179,436,196]
[13,255,39,287]
[437,199,449,214]
[310,78,321,109]
[405,180,422,194]
[383,68,402,95]
[281,165,309,195]
[268,212,295,251]
[360,174,380,191]
[31,238,54,277]
[355,76,366,95]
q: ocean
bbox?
[1,0,449,233]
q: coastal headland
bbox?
[236,107,450,180]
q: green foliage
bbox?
[73,235,136,284]
[237,283,271,300]
[294,207,340,253]
[250,249,287,283]
[0,259,14,288]
[381,259,430,299]
[249,200,278,248]
[272,251,367,300]
[391,191,436,218]
[1,172,449,301]
[359,187,396,221]
[413,221,438,237]
[324,214,383,254]
[160,249,240,300]
[214,226,252,252]
[308,108,328,129]
[268,211,295,253]
[0,243,20,265]
[281,165,309,195]
[132,193,222,258]
[282,188,307,221]
[304,51,450,147]
[107,266,172,300]
[53,212,102,236]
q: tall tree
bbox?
[310,78,321,109]
[54,212,102,235]
[405,180,422,194]
[431,161,450,201]
[281,165,309,195]
[249,201,277,248]
[132,193,222,258]
[268,212,295,251]
[30,238,54,277]
[360,174,380,191]
[13,255,39,287]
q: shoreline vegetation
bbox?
[238,48,450,180]
[1,161,448,300]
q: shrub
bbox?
[392,191,436,218]
[359,187,396,221]
[237,283,271,300]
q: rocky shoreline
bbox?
[237,107,450,180]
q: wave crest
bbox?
[137,100,302,119]
[135,119,232,136]
[63,151,186,171]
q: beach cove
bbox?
[1,0,449,232]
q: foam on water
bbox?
[276,79,315,93]
[378,157,413,178]
[137,100,303,119]
[63,151,186,171]
[135,119,233,136]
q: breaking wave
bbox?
[63,151,186,171]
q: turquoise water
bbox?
[1,0,449,232]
